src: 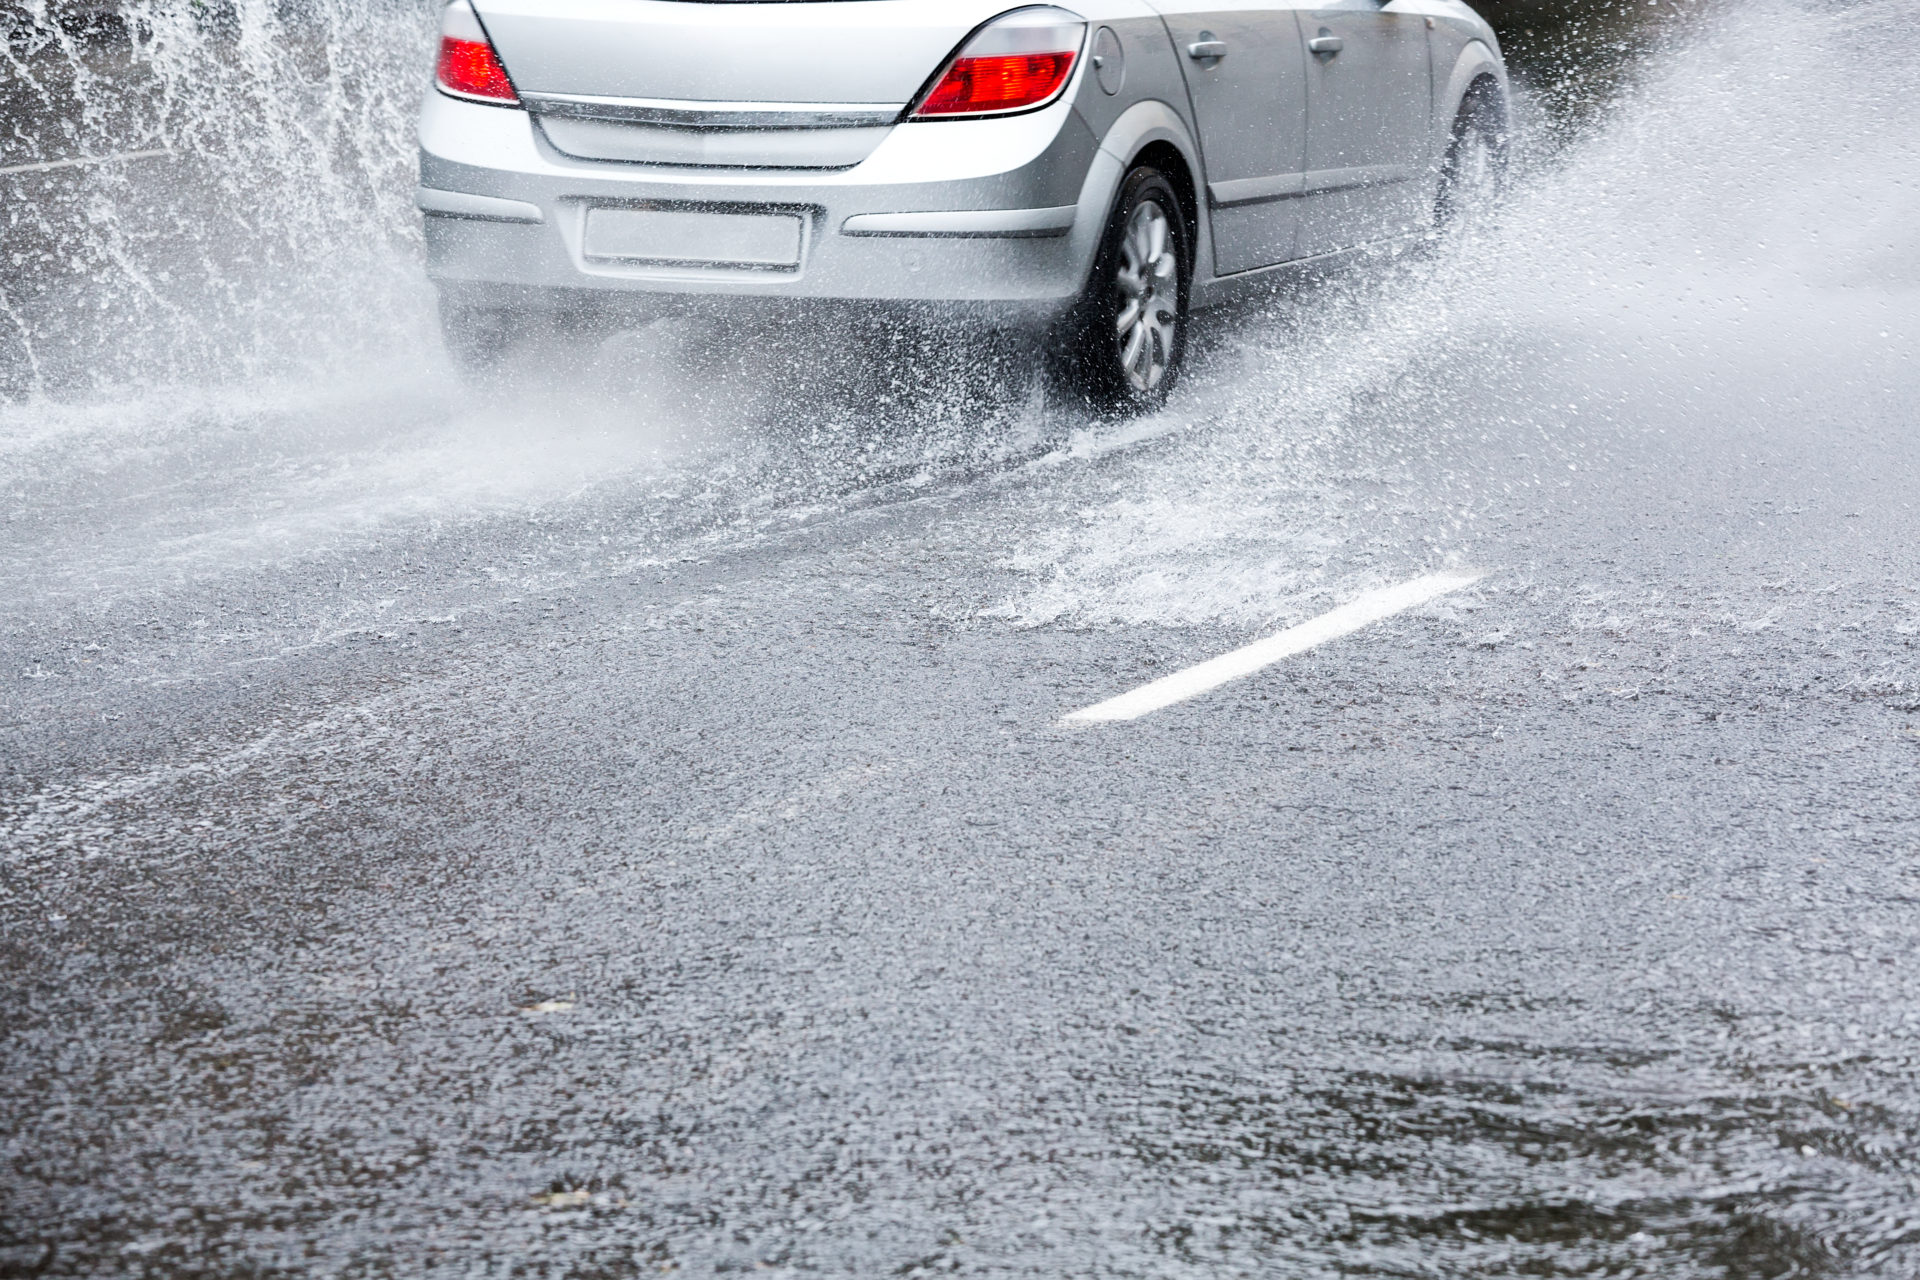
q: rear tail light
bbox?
[911,7,1086,119]
[436,0,518,105]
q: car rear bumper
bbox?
[416,88,1110,323]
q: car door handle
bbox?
[1308,34,1343,55]
[1187,39,1228,61]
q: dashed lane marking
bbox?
[1061,571,1484,724]
[0,147,171,177]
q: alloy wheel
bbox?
[1454,129,1497,197]
[1113,199,1179,394]
[1437,90,1508,229]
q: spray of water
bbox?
[3,0,1914,648]
[1003,0,1920,628]
[5,5,1920,1273]
[0,0,433,393]
[0,0,1069,644]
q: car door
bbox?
[1294,0,1433,257]
[1152,0,1309,276]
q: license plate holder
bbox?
[582,206,804,271]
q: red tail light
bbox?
[917,52,1076,117]
[912,8,1086,119]
[436,1,518,105]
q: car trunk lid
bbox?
[473,0,1018,168]
[470,0,1012,110]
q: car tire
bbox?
[438,299,533,375]
[1053,165,1191,414]
[1435,81,1509,229]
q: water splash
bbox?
[1000,0,1920,629]
[0,5,1063,629]
[0,0,433,396]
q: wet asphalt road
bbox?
[6,1,1920,1276]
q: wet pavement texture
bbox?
[5,0,1920,1276]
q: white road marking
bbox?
[0,147,171,177]
[1061,571,1484,723]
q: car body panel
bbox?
[1293,0,1434,254]
[1150,0,1310,275]
[534,116,895,169]
[1079,97,1212,297]
[419,87,1105,314]
[1434,29,1509,140]
[419,0,1505,321]
[469,0,1016,106]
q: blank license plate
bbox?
[583,207,802,269]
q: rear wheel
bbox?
[1054,166,1191,414]
[438,298,534,375]
[1436,81,1509,229]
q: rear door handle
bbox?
[1308,34,1343,55]
[1187,39,1228,61]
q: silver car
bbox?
[418,0,1508,410]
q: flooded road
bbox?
[5,1,1920,1275]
